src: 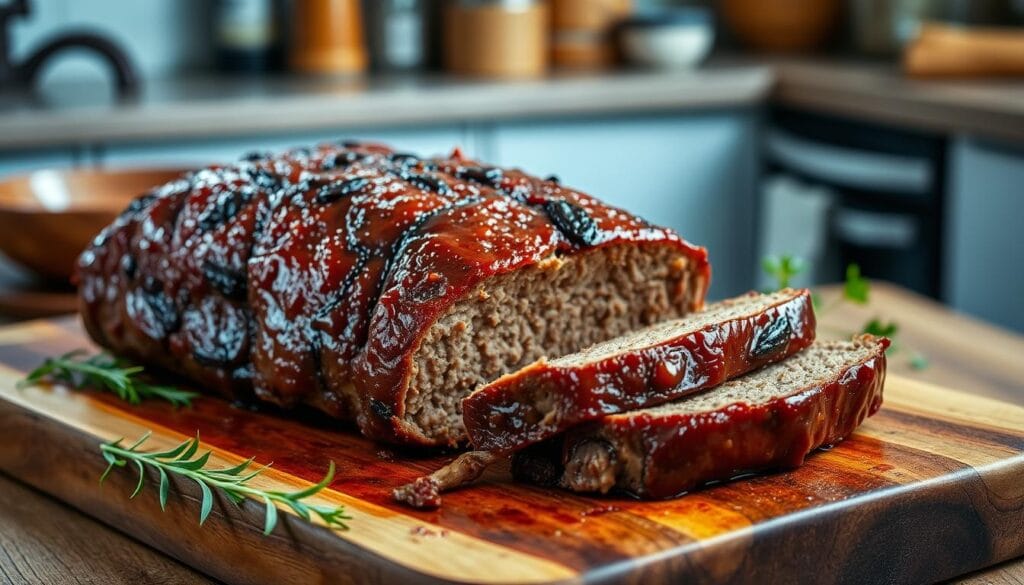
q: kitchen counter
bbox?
[2,58,1023,151]
[0,282,1020,583]
[0,67,772,150]
[772,59,1024,143]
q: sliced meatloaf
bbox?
[462,288,816,452]
[512,335,888,499]
[76,142,710,446]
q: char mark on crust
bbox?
[119,192,158,220]
[543,199,600,247]
[246,166,282,191]
[361,194,484,327]
[201,260,247,301]
[317,177,373,204]
[388,152,420,167]
[197,184,256,231]
[750,316,794,359]
[143,289,181,337]
[456,166,503,189]
[323,150,363,171]
[240,150,271,162]
[309,251,371,391]
[121,255,137,279]
[391,169,450,196]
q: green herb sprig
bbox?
[19,350,197,407]
[762,255,806,290]
[762,255,927,370]
[843,264,871,305]
[100,431,351,535]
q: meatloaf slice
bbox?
[462,288,816,452]
[512,335,888,499]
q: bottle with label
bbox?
[213,0,282,73]
[365,0,429,72]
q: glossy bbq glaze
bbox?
[513,336,889,499]
[75,142,710,446]
[463,289,817,452]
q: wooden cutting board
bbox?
[0,317,1021,585]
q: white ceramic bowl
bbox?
[620,10,714,69]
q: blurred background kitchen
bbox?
[0,0,1021,333]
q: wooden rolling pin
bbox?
[904,23,1024,78]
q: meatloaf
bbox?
[462,288,816,452]
[512,335,888,499]
[76,141,710,446]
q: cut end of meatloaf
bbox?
[514,335,889,499]
[404,243,705,445]
[550,289,804,367]
[461,288,815,452]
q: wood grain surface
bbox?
[816,282,1024,405]
[0,310,1021,585]
[0,473,210,585]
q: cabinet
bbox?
[946,138,1024,333]
[489,113,759,298]
[0,149,78,177]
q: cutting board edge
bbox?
[0,396,552,585]
[2,390,1023,585]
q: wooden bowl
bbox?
[0,168,186,283]
[721,0,840,53]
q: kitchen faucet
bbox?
[0,0,138,96]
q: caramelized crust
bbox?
[513,336,889,498]
[76,142,710,445]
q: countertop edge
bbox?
[0,68,773,150]
[4,60,1024,151]
[772,62,1024,144]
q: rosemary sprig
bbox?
[100,431,351,535]
[19,350,197,407]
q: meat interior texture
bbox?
[460,289,816,452]
[513,335,888,498]
[551,290,801,367]
[76,141,709,446]
[408,244,698,445]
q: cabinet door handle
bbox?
[766,130,933,194]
